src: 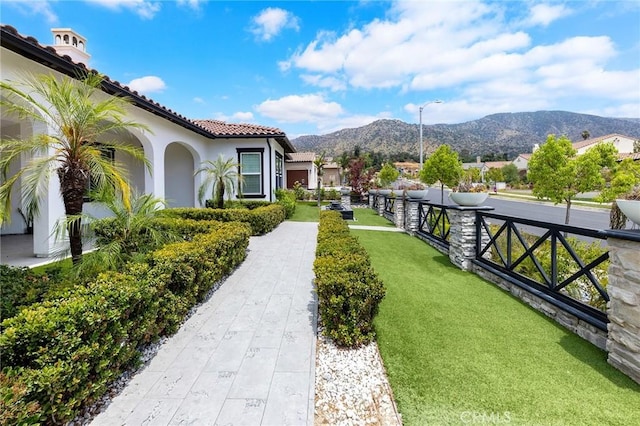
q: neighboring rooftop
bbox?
[287,152,317,162]
[572,133,631,150]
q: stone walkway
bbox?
[91,221,318,426]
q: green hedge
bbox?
[0,221,250,425]
[313,211,386,347]
[161,204,285,235]
[0,265,51,322]
[275,189,297,219]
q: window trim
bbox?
[275,151,284,190]
[237,148,265,198]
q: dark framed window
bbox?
[275,152,284,190]
[237,148,264,198]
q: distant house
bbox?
[0,25,295,258]
[572,134,637,155]
[462,160,488,182]
[285,152,318,189]
[322,161,341,187]
[617,152,640,162]
[394,161,420,176]
[512,153,532,171]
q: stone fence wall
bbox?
[371,195,640,384]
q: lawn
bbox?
[288,201,394,226]
[352,229,640,426]
[352,206,396,227]
[288,201,326,222]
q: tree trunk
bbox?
[565,199,572,225]
[216,179,225,209]
[317,178,321,207]
[58,166,88,265]
[440,183,445,205]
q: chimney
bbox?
[50,28,90,66]
[476,156,481,164]
[533,144,540,152]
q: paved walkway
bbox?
[91,221,318,426]
[348,225,405,232]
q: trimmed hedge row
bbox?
[161,204,286,235]
[313,211,386,347]
[0,221,250,425]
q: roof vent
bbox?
[50,28,90,66]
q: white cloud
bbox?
[233,111,254,121]
[193,97,205,104]
[127,75,166,94]
[256,94,343,123]
[7,0,59,24]
[300,75,347,91]
[524,3,572,27]
[177,0,202,12]
[86,0,161,19]
[250,7,300,41]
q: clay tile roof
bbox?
[192,119,286,137]
[518,153,532,160]
[485,161,511,169]
[287,152,317,162]
[617,152,640,161]
[572,134,627,150]
[324,162,339,169]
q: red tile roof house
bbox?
[285,152,319,189]
[0,26,295,259]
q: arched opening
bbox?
[164,142,195,208]
[63,34,69,44]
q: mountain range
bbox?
[291,111,640,159]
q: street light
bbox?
[419,100,443,170]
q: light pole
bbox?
[419,100,443,170]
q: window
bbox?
[237,148,264,197]
[275,152,284,190]
[84,143,115,201]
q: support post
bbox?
[448,206,493,271]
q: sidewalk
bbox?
[91,221,319,426]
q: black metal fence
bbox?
[416,202,451,250]
[474,211,609,330]
[383,196,395,221]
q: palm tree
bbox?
[0,72,151,264]
[313,153,326,207]
[195,154,241,208]
[582,130,590,140]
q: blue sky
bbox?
[2,0,639,138]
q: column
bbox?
[377,195,385,216]
[601,230,640,384]
[405,199,421,235]
[341,194,351,210]
[448,206,494,271]
[394,195,405,229]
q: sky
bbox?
[2,0,639,139]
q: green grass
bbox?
[352,230,640,426]
[352,207,396,227]
[288,201,326,222]
[31,258,72,275]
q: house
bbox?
[512,153,531,171]
[573,134,637,155]
[285,152,318,189]
[394,161,420,176]
[0,25,295,258]
[322,161,341,187]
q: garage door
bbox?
[287,170,308,188]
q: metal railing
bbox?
[371,194,379,210]
[417,202,451,249]
[475,211,609,330]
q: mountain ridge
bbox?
[291,111,640,159]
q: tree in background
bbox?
[501,163,520,185]
[634,140,640,153]
[465,167,481,183]
[528,135,613,224]
[348,157,374,196]
[338,152,351,184]
[582,130,590,140]
[486,167,504,184]
[313,153,326,207]
[420,144,463,204]
[378,162,399,187]
[0,72,151,264]
[195,154,241,209]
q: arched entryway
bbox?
[164,142,195,208]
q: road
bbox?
[425,187,612,231]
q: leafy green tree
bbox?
[634,140,640,153]
[502,163,520,184]
[598,159,640,202]
[528,135,606,224]
[465,167,481,183]
[378,163,399,187]
[582,130,590,140]
[195,154,241,209]
[0,72,151,264]
[420,144,463,204]
[338,152,351,184]
[486,167,504,183]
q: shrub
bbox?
[162,204,285,235]
[0,265,50,322]
[0,221,251,425]
[275,188,297,218]
[313,211,386,347]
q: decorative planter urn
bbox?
[616,199,640,226]
[449,192,489,206]
[340,187,351,195]
[378,189,393,196]
[406,189,428,200]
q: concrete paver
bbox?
[91,221,318,426]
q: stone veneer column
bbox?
[601,229,640,384]
[368,192,375,209]
[377,195,385,216]
[448,206,494,271]
[405,199,421,235]
[341,194,351,209]
[393,196,405,229]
